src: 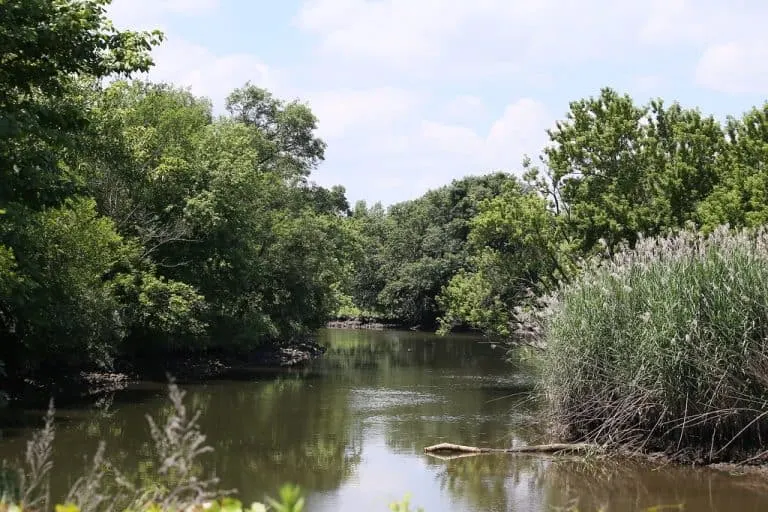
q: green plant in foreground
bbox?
[388,494,423,512]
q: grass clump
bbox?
[534,226,768,462]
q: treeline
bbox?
[339,88,768,338]
[5,0,768,382]
[0,1,353,378]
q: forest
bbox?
[3,0,768,383]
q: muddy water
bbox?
[1,329,768,511]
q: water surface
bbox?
[2,329,768,511]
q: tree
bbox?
[540,88,654,255]
[225,83,326,180]
[0,0,162,208]
[438,180,575,337]
[644,100,724,229]
[0,0,163,374]
[697,104,768,232]
[536,88,724,256]
[353,173,512,328]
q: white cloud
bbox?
[639,0,710,45]
[640,0,766,46]
[134,37,273,110]
[101,0,768,206]
[108,0,219,29]
[422,98,551,171]
[107,0,273,111]
[420,122,483,157]
[631,74,664,94]
[161,0,219,13]
[637,0,768,95]
[296,0,648,73]
[310,97,551,204]
[296,0,470,66]
[305,87,421,139]
[696,40,768,94]
[439,95,486,124]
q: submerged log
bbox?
[423,442,596,456]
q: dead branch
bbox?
[423,442,597,456]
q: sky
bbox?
[107,0,768,206]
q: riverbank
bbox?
[326,318,402,330]
[2,340,327,402]
[325,316,479,333]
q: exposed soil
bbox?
[326,318,399,330]
[3,340,327,402]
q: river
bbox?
[1,329,768,511]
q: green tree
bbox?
[540,88,654,255]
[697,104,768,231]
[535,88,724,256]
[644,100,724,228]
[438,180,574,337]
[373,173,515,327]
[225,83,326,180]
[0,0,162,374]
[3,198,125,371]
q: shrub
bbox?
[534,226,768,461]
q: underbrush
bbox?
[533,226,768,462]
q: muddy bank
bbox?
[116,340,327,383]
[326,318,402,330]
[3,340,327,403]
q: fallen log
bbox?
[423,442,596,456]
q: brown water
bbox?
[2,329,768,511]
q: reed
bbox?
[533,226,768,461]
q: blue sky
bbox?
[108,0,768,206]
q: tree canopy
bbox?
[4,0,768,379]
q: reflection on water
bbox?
[1,329,768,511]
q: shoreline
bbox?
[2,340,328,403]
[325,317,404,330]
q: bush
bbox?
[535,226,768,461]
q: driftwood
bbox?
[423,442,596,457]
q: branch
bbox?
[423,442,597,457]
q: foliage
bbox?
[341,174,516,328]
[534,227,768,460]
[0,0,355,377]
[533,88,724,256]
[697,104,768,232]
[0,0,162,208]
[2,198,126,371]
[438,179,576,337]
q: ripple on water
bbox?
[439,374,536,390]
[348,388,446,411]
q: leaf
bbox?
[55,504,80,512]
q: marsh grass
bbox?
[532,226,768,461]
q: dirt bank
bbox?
[4,340,327,402]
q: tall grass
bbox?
[533,226,768,461]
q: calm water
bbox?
[2,329,768,511]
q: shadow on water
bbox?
[2,328,768,511]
